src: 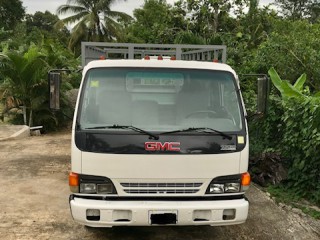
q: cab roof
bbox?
[83,59,237,76]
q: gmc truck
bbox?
[49,43,267,227]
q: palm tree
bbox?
[0,46,48,126]
[57,0,132,50]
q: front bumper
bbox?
[69,196,249,227]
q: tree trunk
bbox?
[28,109,33,127]
[213,5,219,34]
[22,105,27,125]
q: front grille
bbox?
[120,182,203,195]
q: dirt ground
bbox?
[0,131,319,240]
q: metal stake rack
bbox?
[81,42,227,67]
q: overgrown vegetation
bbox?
[256,69,320,205]
[0,0,319,209]
[249,67,320,207]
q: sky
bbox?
[22,0,275,16]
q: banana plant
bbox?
[268,67,306,99]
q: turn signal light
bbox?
[69,172,79,186]
[241,172,251,191]
[241,172,251,186]
[69,172,79,193]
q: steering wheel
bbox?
[185,110,237,126]
[185,110,217,119]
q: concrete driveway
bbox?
[0,131,319,240]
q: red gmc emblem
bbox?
[145,142,181,151]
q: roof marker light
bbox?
[144,55,150,60]
[99,55,106,60]
[170,56,176,60]
[158,55,163,60]
[213,59,219,63]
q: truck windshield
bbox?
[78,68,243,132]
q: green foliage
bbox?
[25,11,70,47]
[268,185,301,203]
[184,0,251,38]
[248,94,284,156]
[280,97,320,205]
[259,68,320,205]
[0,45,49,126]
[0,41,79,131]
[0,28,12,43]
[124,0,187,44]
[216,4,277,75]
[268,185,320,219]
[2,22,29,51]
[186,0,232,36]
[268,67,305,99]
[174,31,206,44]
[255,20,320,90]
[0,0,25,30]
[275,0,320,22]
[301,207,320,219]
[248,68,320,205]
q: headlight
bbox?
[97,183,114,194]
[80,183,97,193]
[224,183,240,193]
[80,183,115,194]
[206,173,250,194]
[206,182,240,194]
[209,184,224,193]
[70,174,117,194]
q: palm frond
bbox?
[68,21,89,49]
[60,11,90,25]
[56,0,129,48]
[57,5,87,15]
[105,10,133,22]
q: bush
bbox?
[280,97,320,205]
[248,94,284,156]
[249,68,320,205]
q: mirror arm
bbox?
[240,74,270,116]
[48,69,74,74]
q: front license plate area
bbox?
[149,211,177,225]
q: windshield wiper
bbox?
[85,124,159,140]
[160,127,232,140]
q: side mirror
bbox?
[257,76,269,114]
[48,72,61,110]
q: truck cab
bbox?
[62,43,250,227]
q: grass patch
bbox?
[301,207,320,219]
[268,185,320,220]
[267,185,300,204]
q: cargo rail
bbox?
[81,42,227,67]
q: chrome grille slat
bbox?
[124,189,199,194]
[120,182,203,195]
[121,183,202,188]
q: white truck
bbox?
[49,43,267,227]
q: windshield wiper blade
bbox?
[85,124,159,140]
[160,127,232,140]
